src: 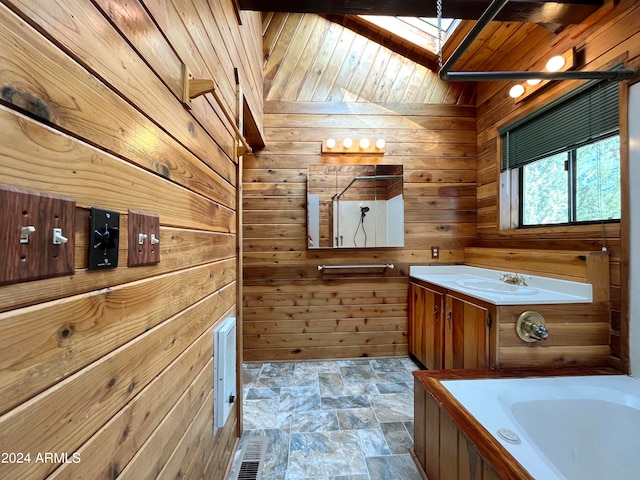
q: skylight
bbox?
[358,16,460,55]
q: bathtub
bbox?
[441,375,640,480]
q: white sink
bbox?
[454,278,538,295]
[409,266,593,305]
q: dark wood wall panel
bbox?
[246,15,476,361]
[0,0,261,478]
[473,0,640,371]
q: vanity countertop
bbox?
[409,265,592,305]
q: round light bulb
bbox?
[526,79,542,86]
[326,138,336,149]
[546,55,566,72]
[343,137,353,148]
[359,138,370,149]
[509,84,525,98]
[375,138,386,149]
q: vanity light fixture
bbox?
[321,137,386,154]
[508,48,576,103]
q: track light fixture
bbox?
[507,48,576,101]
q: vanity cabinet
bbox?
[409,282,444,369]
[409,279,493,370]
[444,293,491,369]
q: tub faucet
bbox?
[515,311,549,342]
[528,322,549,340]
[500,272,528,286]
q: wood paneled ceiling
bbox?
[262,13,477,104]
[242,0,605,72]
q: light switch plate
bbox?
[0,185,75,285]
[88,207,120,270]
[128,210,160,267]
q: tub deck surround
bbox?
[443,375,640,480]
[412,368,621,480]
[409,265,592,305]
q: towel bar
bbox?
[318,264,394,271]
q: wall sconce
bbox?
[508,48,576,103]
[322,137,386,154]
[509,84,526,98]
[546,55,566,72]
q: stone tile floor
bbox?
[227,357,423,480]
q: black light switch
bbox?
[88,207,119,270]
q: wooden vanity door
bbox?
[409,282,444,370]
[409,283,427,367]
[426,288,444,370]
[444,294,490,369]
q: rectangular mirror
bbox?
[307,164,403,249]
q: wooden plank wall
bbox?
[0,1,262,479]
[243,13,477,361]
[473,0,640,372]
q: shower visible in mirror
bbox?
[354,205,370,247]
[307,164,404,249]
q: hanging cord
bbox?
[595,83,607,252]
[354,207,369,247]
[437,0,444,71]
[596,135,608,252]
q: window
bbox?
[501,76,621,228]
[357,16,460,55]
[520,135,621,226]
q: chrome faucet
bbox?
[528,322,549,340]
[518,318,549,341]
[499,272,528,286]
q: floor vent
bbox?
[235,437,267,480]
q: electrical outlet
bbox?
[431,246,439,259]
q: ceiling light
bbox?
[526,79,542,86]
[343,137,353,148]
[509,84,525,98]
[546,55,566,72]
[375,139,386,149]
[326,138,336,149]
[359,138,370,149]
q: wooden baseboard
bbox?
[223,437,240,480]
[409,448,429,480]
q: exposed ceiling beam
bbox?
[239,0,603,24]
